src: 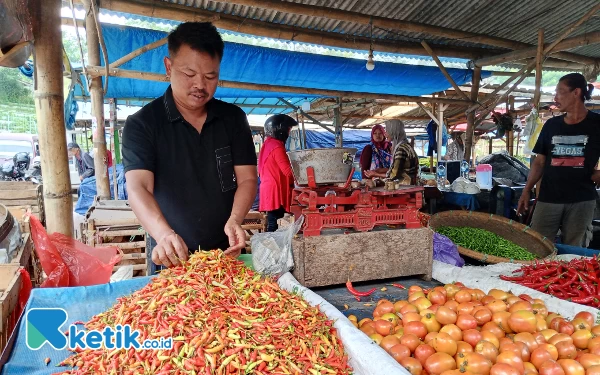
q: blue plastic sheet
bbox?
[75,165,127,215]
[442,192,480,211]
[433,233,465,267]
[1,277,152,375]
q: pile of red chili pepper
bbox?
[56,250,351,375]
[500,256,600,307]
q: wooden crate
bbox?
[0,182,43,226]
[291,227,433,288]
[0,264,24,355]
[241,211,266,253]
[85,199,147,277]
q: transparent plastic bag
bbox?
[251,216,304,276]
[29,215,122,287]
[0,216,22,264]
[523,109,544,156]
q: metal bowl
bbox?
[288,148,357,186]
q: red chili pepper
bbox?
[346,279,376,297]
[392,283,406,289]
[571,295,597,304]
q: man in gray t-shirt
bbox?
[68,142,95,181]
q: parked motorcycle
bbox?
[0,152,32,181]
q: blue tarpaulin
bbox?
[74,24,490,114]
[74,165,127,215]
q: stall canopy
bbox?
[74,24,491,115]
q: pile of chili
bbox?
[55,250,352,375]
[499,256,600,307]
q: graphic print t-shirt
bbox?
[533,111,600,204]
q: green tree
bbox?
[0,67,34,105]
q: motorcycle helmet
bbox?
[264,114,298,143]
[13,152,30,172]
[1,161,13,175]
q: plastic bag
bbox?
[29,215,122,287]
[523,109,544,155]
[433,232,465,267]
[251,216,304,276]
[0,217,22,264]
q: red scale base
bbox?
[290,167,424,236]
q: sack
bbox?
[434,233,465,267]
[251,216,303,276]
[29,215,122,287]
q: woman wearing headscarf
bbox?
[365,120,419,185]
[444,132,466,161]
[359,124,393,179]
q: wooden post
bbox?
[464,66,481,162]
[421,41,471,101]
[109,99,118,200]
[543,3,600,55]
[533,30,544,109]
[334,97,343,147]
[488,137,493,155]
[33,0,74,236]
[82,0,111,199]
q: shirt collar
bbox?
[163,85,218,124]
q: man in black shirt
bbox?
[122,22,257,267]
[518,73,600,246]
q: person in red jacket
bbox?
[258,114,298,231]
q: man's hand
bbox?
[516,190,531,217]
[592,170,600,186]
[151,231,188,267]
[223,217,246,258]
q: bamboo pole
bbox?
[82,0,111,199]
[0,42,31,66]
[464,66,481,162]
[473,31,600,67]
[416,102,441,126]
[109,37,168,68]
[544,3,600,55]
[33,0,74,236]
[421,41,471,102]
[533,30,545,110]
[85,65,471,105]
[343,115,431,121]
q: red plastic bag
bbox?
[29,215,122,287]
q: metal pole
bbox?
[33,0,74,236]
[334,97,343,147]
[437,103,444,163]
[82,0,111,199]
[109,99,118,200]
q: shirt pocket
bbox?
[215,146,237,192]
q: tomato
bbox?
[457,302,477,316]
[481,295,495,305]
[379,300,395,313]
[507,296,525,307]
[491,363,522,375]
[548,334,573,347]
[459,352,493,375]
[433,306,456,324]
[400,356,424,375]
[487,299,509,313]
[538,344,559,361]
[510,301,534,313]
[424,352,457,375]
[572,329,593,350]
[496,350,525,375]
[425,332,439,344]
[415,297,434,313]
[444,300,459,312]
[430,304,441,313]
[489,289,510,301]
[501,342,522,356]
[390,343,412,362]
[405,321,429,340]
[493,311,514,333]
[456,314,478,331]
[515,341,532,362]
[471,289,486,301]
[571,318,591,332]
[577,354,600,370]
[381,312,401,327]
[533,332,547,346]
[541,329,559,342]
[429,290,447,306]
[482,322,507,339]
[401,304,420,315]
[475,340,499,363]
[455,290,473,303]
[475,308,494,326]
[369,333,384,345]
[457,341,474,354]
[588,337,600,352]
[508,311,538,333]
[574,312,595,328]
[539,360,566,375]
[409,292,427,304]
[462,329,484,348]
[431,332,458,356]
[524,362,539,375]
[422,313,442,333]
[515,332,540,352]
[404,312,424,324]
[558,321,575,336]
[537,316,549,332]
[415,344,437,366]
[395,300,410,313]
[587,365,600,375]
[440,324,463,342]
[482,331,501,348]
[380,334,402,351]
[551,318,566,332]
[359,317,373,327]
[532,303,549,318]
[410,285,424,295]
[556,341,577,360]
[547,314,563,326]
[531,348,555,369]
[444,284,461,299]
[592,326,600,337]
[401,333,423,353]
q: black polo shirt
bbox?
[122,86,257,251]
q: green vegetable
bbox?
[436,226,536,261]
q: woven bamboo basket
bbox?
[429,211,556,264]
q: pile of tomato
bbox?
[350,283,600,375]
